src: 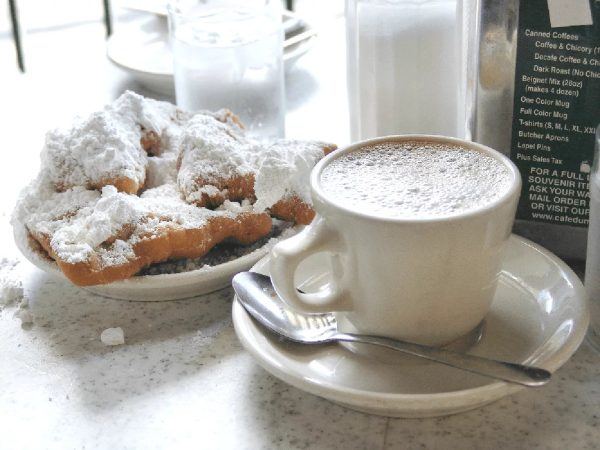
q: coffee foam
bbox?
[319,141,512,219]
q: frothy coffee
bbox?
[319,141,513,219]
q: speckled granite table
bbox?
[1,254,599,450]
[1,13,599,450]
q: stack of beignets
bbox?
[13,91,336,286]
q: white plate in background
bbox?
[107,12,316,95]
[117,0,306,35]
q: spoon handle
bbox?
[335,332,551,387]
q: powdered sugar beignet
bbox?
[42,91,189,194]
[13,92,337,286]
[177,114,336,224]
[15,179,272,286]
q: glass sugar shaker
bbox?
[345,0,463,141]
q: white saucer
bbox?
[14,221,296,302]
[118,0,169,17]
[232,235,589,418]
[107,13,316,96]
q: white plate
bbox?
[13,221,296,302]
[118,0,306,35]
[118,0,169,17]
[232,235,589,418]
[107,13,316,96]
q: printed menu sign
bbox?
[511,0,600,227]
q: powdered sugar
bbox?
[145,152,179,188]
[177,114,253,203]
[48,186,139,264]
[20,182,244,266]
[253,140,329,211]
[12,179,102,255]
[178,115,330,210]
[0,257,24,308]
[100,327,125,346]
[14,307,33,327]
[0,258,31,327]
[41,91,187,192]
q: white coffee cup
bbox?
[269,135,521,346]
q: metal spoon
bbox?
[232,271,551,387]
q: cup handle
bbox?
[270,215,351,313]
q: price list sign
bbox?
[511,0,600,227]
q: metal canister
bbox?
[463,0,600,260]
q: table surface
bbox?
[1,13,599,450]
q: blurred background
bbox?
[1,0,344,74]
